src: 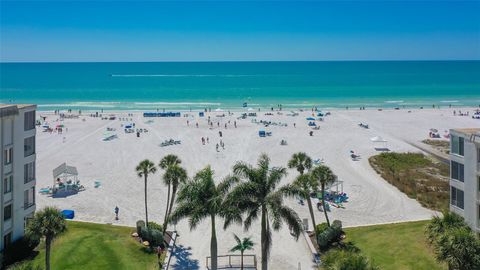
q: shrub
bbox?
[315,223,329,236]
[317,220,343,251]
[3,236,39,266]
[140,226,150,240]
[147,221,163,232]
[136,220,145,235]
[322,249,379,270]
[148,229,164,247]
[6,261,43,270]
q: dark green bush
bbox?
[322,249,379,270]
[147,221,163,232]
[315,223,329,236]
[136,220,145,235]
[317,220,343,251]
[3,237,39,266]
[148,229,164,247]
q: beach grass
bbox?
[369,152,449,211]
[343,220,446,270]
[30,221,161,270]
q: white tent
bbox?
[370,136,389,151]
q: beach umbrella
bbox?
[430,128,438,133]
[215,108,223,112]
[306,117,315,120]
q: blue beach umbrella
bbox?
[306,117,315,120]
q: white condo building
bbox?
[449,128,480,234]
[0,104,37,252]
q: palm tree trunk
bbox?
[261,206,268,270]
[210,214,218,270]
[45,236,51,270]
[241,250,244,270]
[165,185,177,233]
[163,184,171,233]
[321,185,330,227]
[167,186,176,218]
[144,175,149,226]
[306,196,317,234]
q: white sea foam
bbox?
[133,102,221,106]
[384,100,404,104]
[440,100,459,103]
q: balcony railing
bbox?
[206,254,257,269]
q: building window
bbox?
[4,204,12,221]
[24,162,35,183]
[3,148,13,165]
[451,161,464,182]
[24,136,35,157]
[451,186,464,209]
[3,175,13,194]
[3,233,12,249]
[451,135,464,156]
[24,187,35,209]
[24,111,36,131]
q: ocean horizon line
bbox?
[1,59,480,64]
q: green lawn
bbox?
[344,220,446,270]
[31,221,160,270]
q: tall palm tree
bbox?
[26,207,66,270]
[159,155,182,230]
[163,165,187,233]
[287,152,312,175]
[230,234,255,270]
[227,154,303,270]
[282,173,319,236]
[136,159,157,226]
[169,166,239,270]
[311,165,336,227]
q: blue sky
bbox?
[1,0,479,62]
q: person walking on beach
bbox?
[207,137,209,143]
[115,206,119,220]
[234,121,237,128]
[216,143,219,152]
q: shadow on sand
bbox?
[170,244,200,270]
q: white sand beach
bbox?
[35,107,480,269]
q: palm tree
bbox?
[159,154,182,231]
[163,164,187,233]
[287,152,312,175]
[230,234,255,270]
[169,166,239,270]
[425,211,469,244]
[283,173,319,236]
[26,207,66,270]
[227,154,303,270]
[435,227,480,270]
[311,165,336,227]
[136,159,157,226]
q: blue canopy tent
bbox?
[306,117,315,121]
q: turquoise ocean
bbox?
[1,61,479,111]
